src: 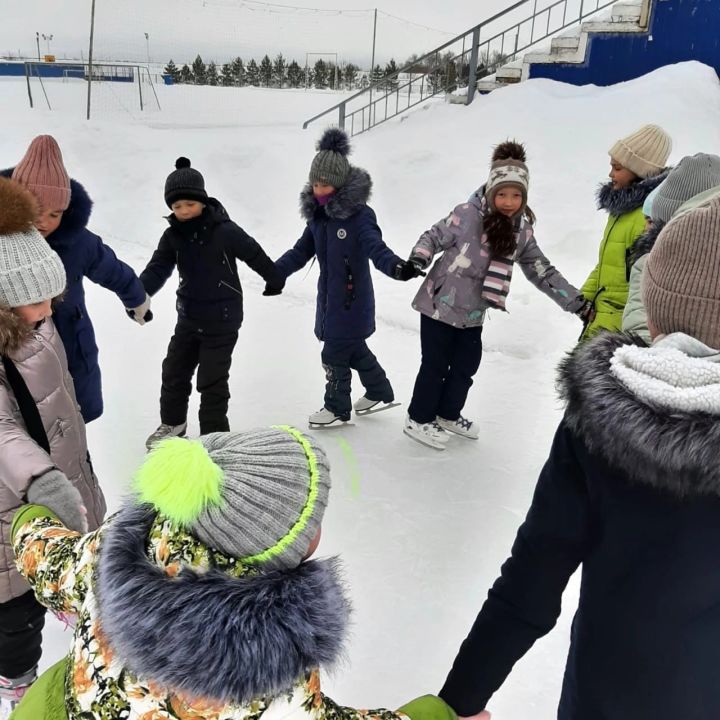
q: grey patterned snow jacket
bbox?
[411,189,584,328]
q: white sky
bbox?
[2,0,522,68]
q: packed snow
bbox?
[2,60,720,717]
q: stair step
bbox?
[551,35,581,51]
[582,19,644,33]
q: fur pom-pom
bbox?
[134,438,223,526]
[0,178,39,236]
[175,156,192,169]
[316,127,351,156]
[492,140,527,163]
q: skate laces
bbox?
[456,416,472,430]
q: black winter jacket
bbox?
[440,333,720,720]
[140,199,282,332]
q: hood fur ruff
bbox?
[0,305,33,354]
[558,333,720,498]
[596,170,670,216]
[94,504,350,704]
[300,166,371,221]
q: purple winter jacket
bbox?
[411,189,585,328]
[0,309,106,601]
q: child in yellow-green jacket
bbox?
[580,124,671,339]
[11,428,454,720]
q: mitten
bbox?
[126,294,153,325]
[398,695,458,720]
[394,260,426,282]
[26,469,88,533]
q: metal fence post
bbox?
[466,27,481,105]
[338,102,346,129]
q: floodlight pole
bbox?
[369,8,377,125]
[86,0,96,120]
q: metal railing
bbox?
[303,0,621,136]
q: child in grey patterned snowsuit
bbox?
[403,142,590,450]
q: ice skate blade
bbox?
[355,401,401,416]
[402,426,447,450]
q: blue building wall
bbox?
[528,0,720,85]
[0,62,134,82]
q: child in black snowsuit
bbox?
[140,158,283,448]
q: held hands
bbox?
[576,298,596,325]
[126,294,153,325]
[263,283,283,296]
[26,469,88,533]
[394,258,427,282]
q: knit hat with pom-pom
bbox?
[309,128,352,189]
[134,426,332,570]
[484,140,530,214]
[0,178,67,307]
[164,157,208,208]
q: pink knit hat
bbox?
[11,135,71,211]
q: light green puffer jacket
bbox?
[581,174,668,339]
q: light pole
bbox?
[144,32,150,67]
[41,33,54,56]
[35,32,41,60]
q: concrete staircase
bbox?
[477,0,649,92]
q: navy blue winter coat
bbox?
[275,168,402,341]
[139,198,282,334]
[1,169,146,423]
[439,333,720,720]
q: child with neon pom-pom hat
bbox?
[9,427,456,720]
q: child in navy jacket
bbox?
[274,129,421,427]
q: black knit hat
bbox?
[164,157,208,208]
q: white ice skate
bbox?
[403,414,450,450]
[436,415,479,440]
[145,422,188,450]
[353,395,401,416]
[308,408,353,429]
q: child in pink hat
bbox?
[6,135,150,423]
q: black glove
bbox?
[576,298,595,323]
[393,260,426,282]
[263,283,283,296]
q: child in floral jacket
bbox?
[12,427,454,720]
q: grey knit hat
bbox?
[651,153,720,223]
[642,196,720,348]
[609,124,672,179]
[309,128,351,189]
[135,426,332,570]
[0,178,66,307]
[164,157,208,208]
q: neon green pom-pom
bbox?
[134,438,223,526]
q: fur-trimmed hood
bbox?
[0,305,34,354]
[596,170,670,216]
[94,504,350,704]
[1,167,93,245]
[300,166,372,221]
[558,332,720,498]
[629,219,665,264]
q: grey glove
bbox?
[27,469,88,533]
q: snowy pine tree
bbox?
[343,63,358,90]
[192,55,207,85]
[272,54,287,88]
[287,60,303,88]
[384,59,399,92]
[259,55,273,87]
[313,59,328,89]
[370,64,383,87]
[163,59,181,83]
[206,61,219,86]
[246,58,260,87]
[231,57,245,86]
[220,62,233,86]
[179,63,193,84]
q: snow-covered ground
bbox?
[2,61,720,717]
